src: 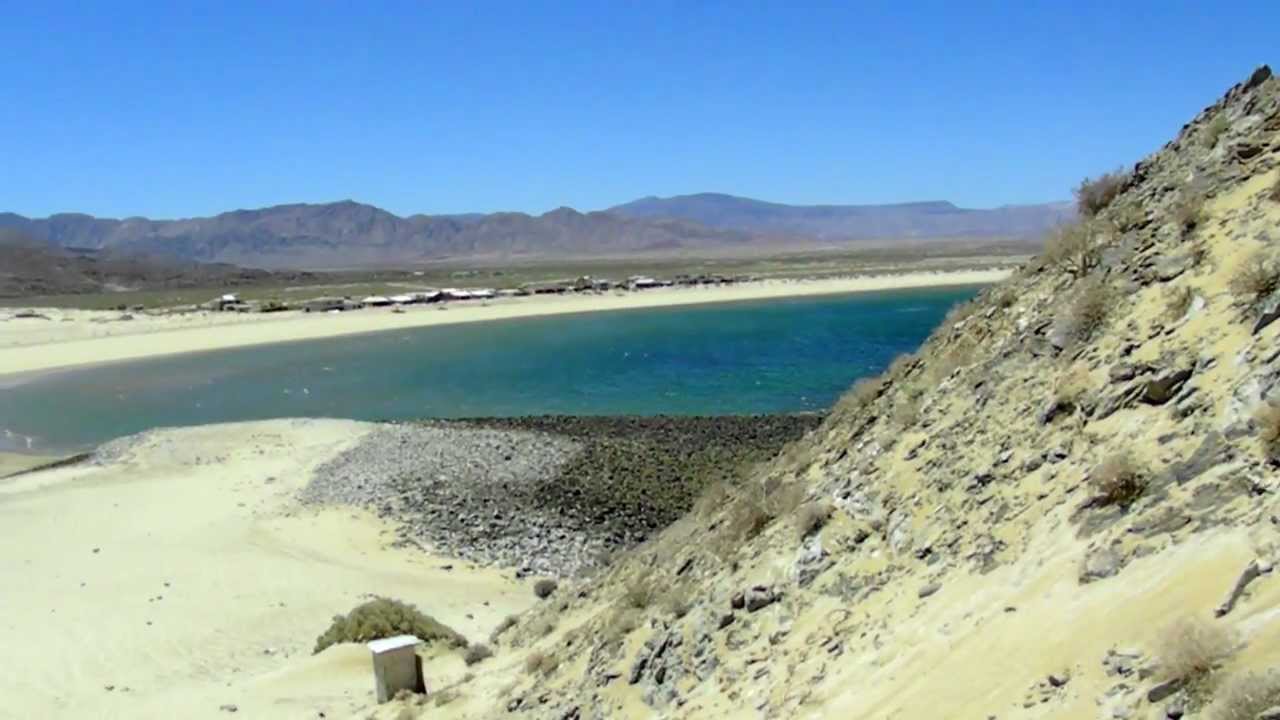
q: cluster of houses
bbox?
[201,273,747,314]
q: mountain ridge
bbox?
[1,194,1067,270]
[608,192,1073,239]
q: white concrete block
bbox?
[369,635,425,703]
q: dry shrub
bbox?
[1230,251,1280,308]
[795,500,833,540]
[1202,113,1229,148]
[1157,616,1236,705]
[1053,364,1091,409]
[892,395,921,428]
[313,597,466,654]
[1270,174,1280,203]
[1064,278,1114,345]
[523,650,559,676]
[886,352,917,381]
[1165,285,1196,322]
[832,377,882,418]
[1075,170,1128,217]
[1175,191,1209,235]
[1090,452,1146,509]
[463,643,493,666]
[1044,222,1101,276]
[532,578,558,599]
[623,572,659,610]
[661,585,694,619]
[605,607,642,643]
[489,615,518,644]
[711,478,808,557]
[1255,402,1280,462]
[1209,670,1280,720]
[534,619,556,637]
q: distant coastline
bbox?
[0,269,1009,378]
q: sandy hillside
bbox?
[0,419,532,720]
[394,67,1280,720]
[0,270,1008,376]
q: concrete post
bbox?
[368,635,425,703]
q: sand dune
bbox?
[0,270,1007,377]
[0,419,532,720]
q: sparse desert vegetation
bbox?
[1043,222,1101,276]
[1254,402,1280,463]
[1156,616,1236,705]
[524,650,560,676]
[1165,284,1196,321]
[1203,112,1230,148]
[533,578,558,599]
[1175,191,1209,235]
[1063,277,1114,345]
[1208,670,1280,720]
[1075,170,1129,217]
[1230,251,1280,309]
[1090,452,1147,509]
[313,597,466,654]
[795,499,833,539]
[463,643,494,666]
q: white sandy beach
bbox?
[0,270,1007,377]
[0,419,533,720]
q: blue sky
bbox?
[2,1,1276,219]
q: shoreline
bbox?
[0,269,1007,378]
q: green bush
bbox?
[313,597,466,654]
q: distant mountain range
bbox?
[607,193,1073,240]
[0,194,1069,270]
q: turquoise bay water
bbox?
[0,286,979,453]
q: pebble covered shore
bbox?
[302,415,822,576]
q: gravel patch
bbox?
[303,415,822,576]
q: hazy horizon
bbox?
[3,3,1276,219]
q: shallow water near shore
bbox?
[0,285,979,452]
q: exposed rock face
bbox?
[378,67,1280,720]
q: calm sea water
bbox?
[0,286,979,453]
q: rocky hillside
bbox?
[0,230,289,298]
[610,193,1071,241]
[370,67,1280,720]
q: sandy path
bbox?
[0,270,1007,377]
[0,419,531,720]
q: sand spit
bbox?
[0,269,1008,377]
[0,419,532,720]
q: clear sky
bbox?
[2,1,1276,219]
